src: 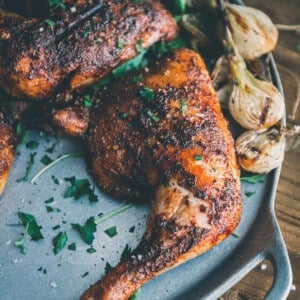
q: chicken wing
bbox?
[0,0,178,99]
[82,48,241,299]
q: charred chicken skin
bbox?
[82,49,241,299]
[0,0,178,99]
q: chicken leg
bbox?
[82,48,241,299]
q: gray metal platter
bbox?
[0,2,292,300]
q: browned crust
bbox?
[82,49,241,299]
[0,0,178,99]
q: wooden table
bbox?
[221,1,300,299]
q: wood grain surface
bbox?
[221,1,300,299]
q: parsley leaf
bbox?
[240,174,266,183]
[104,226,117,238]
[139,87,154,100]
[104,262,112,274]
[87,247,97,254]
[120,244,132,262]
[84,95,92,107]
[194,155,203,161]
[245,191,256,197]
[146,110,160,123]
[129,226,135,233]
[72,217,97,245]
[45,19,56,31]
[17,152,37,182]
[64,176,98,202]
[44,197,54,204]
[26,141,39,150]
[16,212,44,253]
[53,231,68,255]
[48,0,65,8]
[117,38,124,50]
[40,154,53,165]
[180,98,187,115]
[68,242,76,251]
[45,140,59,153]
[129,288,141,300]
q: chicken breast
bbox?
[82,48,241,299]
[0,0,178,99]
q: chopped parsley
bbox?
[26,141,39,150]
[139,87,154,100]
[72,204,134,244]
[51,175,60,185]
[180,98,187,115]
[86,247,97,254]
[83,30,90,38]
[64,176,98,202]
[81,272,89,278]
[16,121,29,145]
[112,49,147,78]
[68,242,76,251]
[47,0,65,8]
[135,38,144,53]
[194,155,203,161]
[45,19,56,31]
[104,226,118,238]
[117,38,124,50]
[146,110,160,123]
[231,232,240,238]
[17,152,37,182]
[104,262,112,274]
[53,231,68,255]
[240,174,266,183]
[72,217,97,245]
[129,288,141,300]
[44,197,54,204]
[174,0,187,14]
[120,244,132,262]
[45,140,60,153]
[46,205,61,213]
[40,154,53,165]
[131,74,143,83]
[129,226,135,233]
[119,112,127,119]
[52,225,60,230]
[84,95,92,107]
[15,212,44,254]
[245,191,256,197]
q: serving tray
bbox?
[0,1,292,299]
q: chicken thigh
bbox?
[82,48,241,299]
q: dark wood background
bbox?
[221,1,300,299]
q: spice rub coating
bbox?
[82,48,241,299]
[0,0,178,99]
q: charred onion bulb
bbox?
[187,0,278,60]
[225,3,278,60]
[219,3,284,130]
[236,125,300,173]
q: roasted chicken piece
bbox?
[0,100,32,194]
[0,0,178,99]
[82,49,241,299]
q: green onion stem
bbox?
[30,152,82,184]
[94,203,135,225]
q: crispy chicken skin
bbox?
[82,49,241,299]
[0,111,15,194]
[0,0,178,99]
[0,100,31,195]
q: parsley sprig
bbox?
[15,212,44,254]
[30,152,82,184]
[72,203,134,245]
